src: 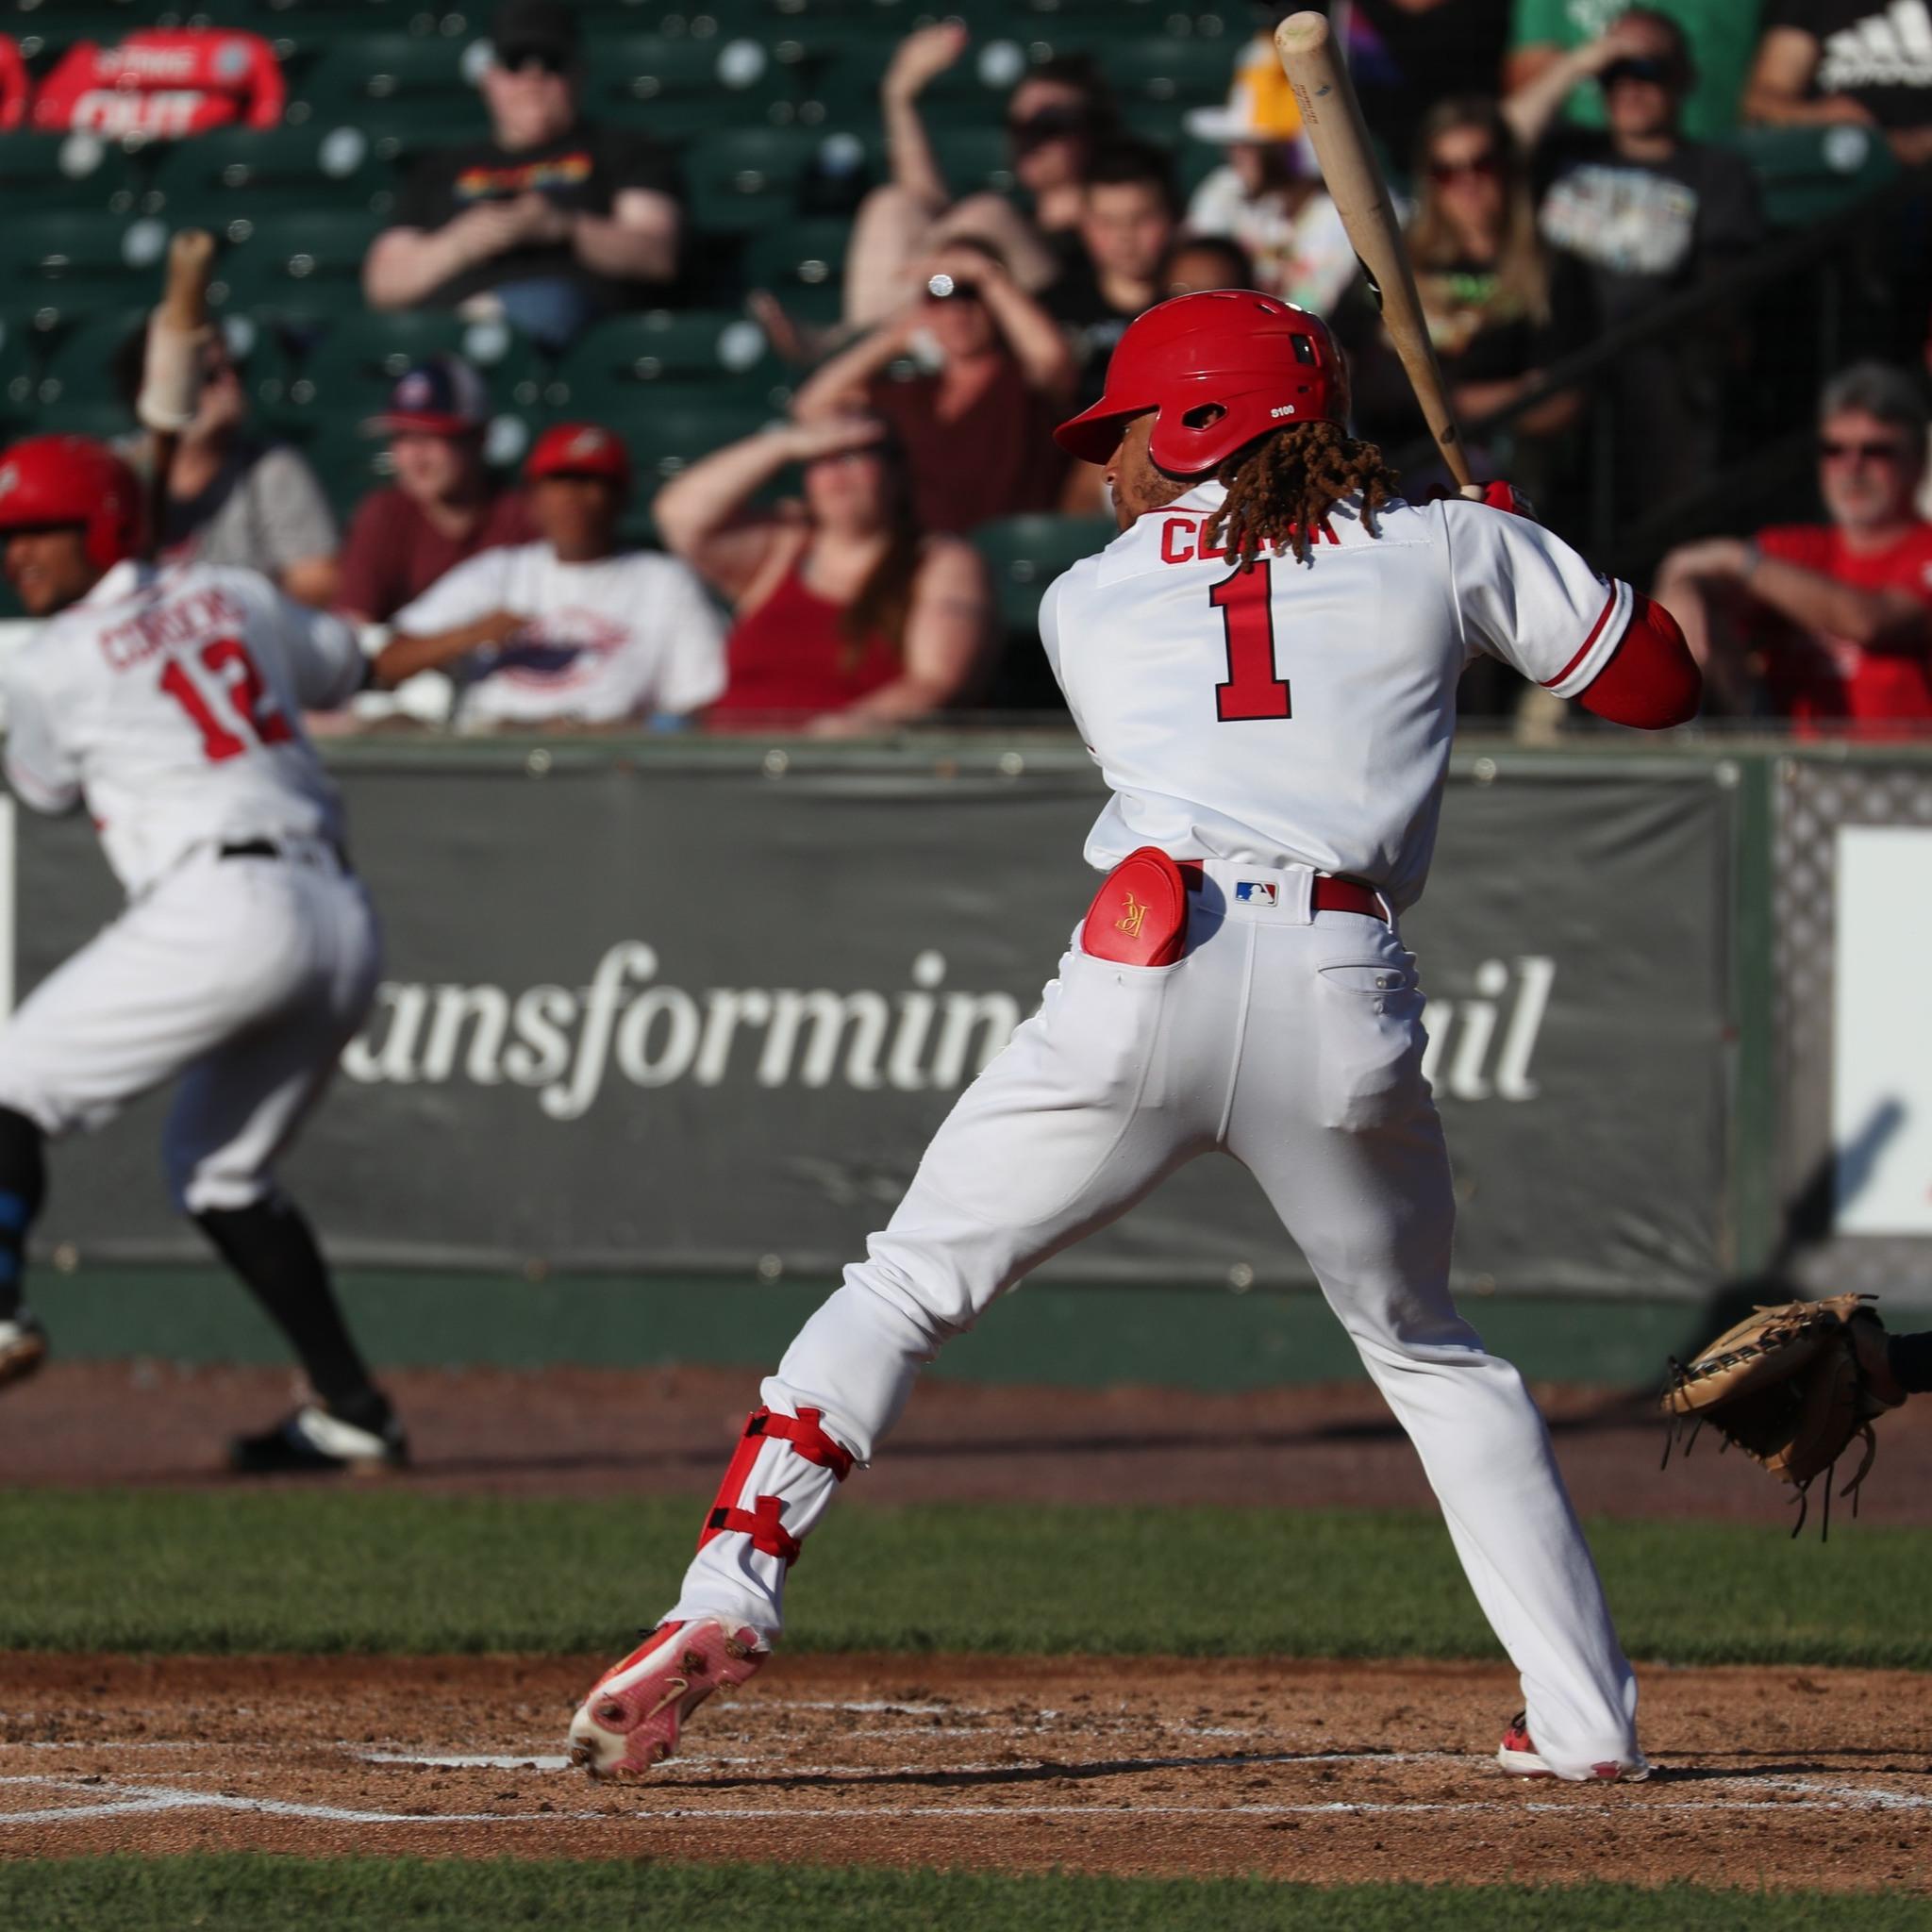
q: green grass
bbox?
[3,1489,1930,1666]
[4,1862,1929,1932]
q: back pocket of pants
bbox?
[1314,961,1427,1132]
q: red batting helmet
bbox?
[525,421,631,491]
[0,433,142,571]
[1054,291,1346,473]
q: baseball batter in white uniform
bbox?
[567,294,1703,1782]
[0,434,403,1474]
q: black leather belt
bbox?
[218,838,349,870]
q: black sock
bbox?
[194,1195,387,1422]
[0,1106,47,1324]
[1888,1331,1932,1395]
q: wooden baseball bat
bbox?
[140,227,217,561]
[1274,11,1475,494]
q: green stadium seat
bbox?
[586,32,805,125]
[291,33,490,121]
[213,209,383,312]
[973,513,1114,634]
[0,313,44,425]
[0,131,140,212]
[804,27,1035,118]
[626,397,779,483]
[0,213,171,326]
[927,124,1018,197]
[681,125,871,233]
[740,216,851,325]
[559,308,780,391]
[358,106,498,183]
[1725,125,1900,227]
[29,305,285,427]
[147,125,398,227]
[290,311,542,414]
[1098,36,1243,113]
[28,307,148,424]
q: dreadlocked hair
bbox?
[1202,421,1398,570]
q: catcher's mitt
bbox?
[1660,1292,1904,1538]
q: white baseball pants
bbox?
[671,858,1641,1779]
[0,844,379,1212]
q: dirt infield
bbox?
[10,1359,1932,1524]
[0,1653,1928,1886]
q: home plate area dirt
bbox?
[1,1655,1929,1887]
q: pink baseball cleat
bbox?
[568,1618,766,1778]
[1496,1710,1649,1782]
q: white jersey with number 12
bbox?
[2,559,365,893]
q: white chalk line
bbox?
[0,1776,598,1828]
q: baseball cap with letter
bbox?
[525,422,631,491]
[364,356,490,438]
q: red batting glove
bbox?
[1475,480,1537,520]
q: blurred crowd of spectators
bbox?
[8,0,1932,733]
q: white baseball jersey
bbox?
[2,559,363,894]
[1040,483,1632,912]
[391,541,727,726]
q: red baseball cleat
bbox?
[568,1618,766,1778]
[1496,1710,1648,1781]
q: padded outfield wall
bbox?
[7,733,1930,1371]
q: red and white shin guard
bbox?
[672,1401,858,1635]
[569,1404,858,1778]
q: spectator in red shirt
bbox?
[1656,363,1932,726]
[655,415,996,734]
[31,26,283,137]
[336,358,533,626]
[790,240,1076,535]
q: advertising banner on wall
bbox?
[9,751,1734,1297]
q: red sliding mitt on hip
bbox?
[1080,846,1192,967]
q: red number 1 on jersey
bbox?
[159,638,294,763]
[1210,560,1291,722]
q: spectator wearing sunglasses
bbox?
[363,0,683,348]
[1341,99,1585,486]
[841,27,1119,325]
[1655,364,1932,725]
[1507,8,1761,517]
[1506,1,1758,142]
[791,240,1077,535]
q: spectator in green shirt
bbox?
[1504,0,1760,140]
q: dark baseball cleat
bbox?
[0,1312,48,1391]
[228,1402,409,1475]
[568,1618,767,1778]
[1497,1710,1648,1781]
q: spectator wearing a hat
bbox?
[1183,37,1357,317]
[791,240,1077,535]
[112,318,338,608]
[372,424,725,728]
[362,0,684,349]
[335,358,534,626]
